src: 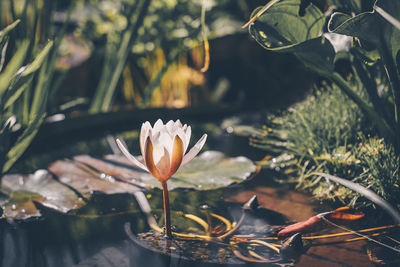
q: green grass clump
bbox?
[251,83,400,212]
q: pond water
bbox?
[0,118,380,266]
[0,173,375,267]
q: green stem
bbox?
[379,35,400,149]
[329,72,396,145]
[352,52,391,124]
[161,181,172,238]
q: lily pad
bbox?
[0,151,256,220]
[48,159,141,197]
[1,170,85,220]
[101,150,258,190]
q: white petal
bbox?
[140,122,151,154]
[175,119,182,128]
[181,134,207,166]
[116,139,148,171]
[158,132,173,154]
[153,119,164,133]
[183,126,191,152]
[150,130,160,145]
[166,120,175,136]
[152,143,165,165]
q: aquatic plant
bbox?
[240,0,400,216]
[116,119,207,237]
[0,17,61,174]
[246,85,400,213]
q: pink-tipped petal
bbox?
[116,139,148,171]
[181,134,207,166]
[144,136,163,181]
[168,135,184,177]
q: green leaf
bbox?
[3,76,32,109]
[0,41,29,101]
[48,158,142,197]
[248,0,335,74]
[0,20,20,46]
[22,40,53,76]
[329,0,400,61]
[171,151,257,190]
[99,151,257,191]
[313,172,400,223]
[3,114,45,173]
[1,170,85,220]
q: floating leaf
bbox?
[1,170,85,220]
[100,150,257,190]
[48,159,141,197]
[171,151,258,190]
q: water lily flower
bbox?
[116,119,207,238]
[116,119,207,182]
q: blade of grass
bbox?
[312,172,400,223]
[0,41,29,101]
[90,0,152,113]
[3,114,45,173]
[0,20,20,45]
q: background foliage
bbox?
[245,0,400,214]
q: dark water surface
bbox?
[0,175,375,267]
[1,120,376,266]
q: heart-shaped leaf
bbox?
[74,151,257,191]
[248,0,335,74]
[329,0,400,61]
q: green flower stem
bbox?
[161,181,172,238]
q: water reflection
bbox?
[0,188,292,267]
